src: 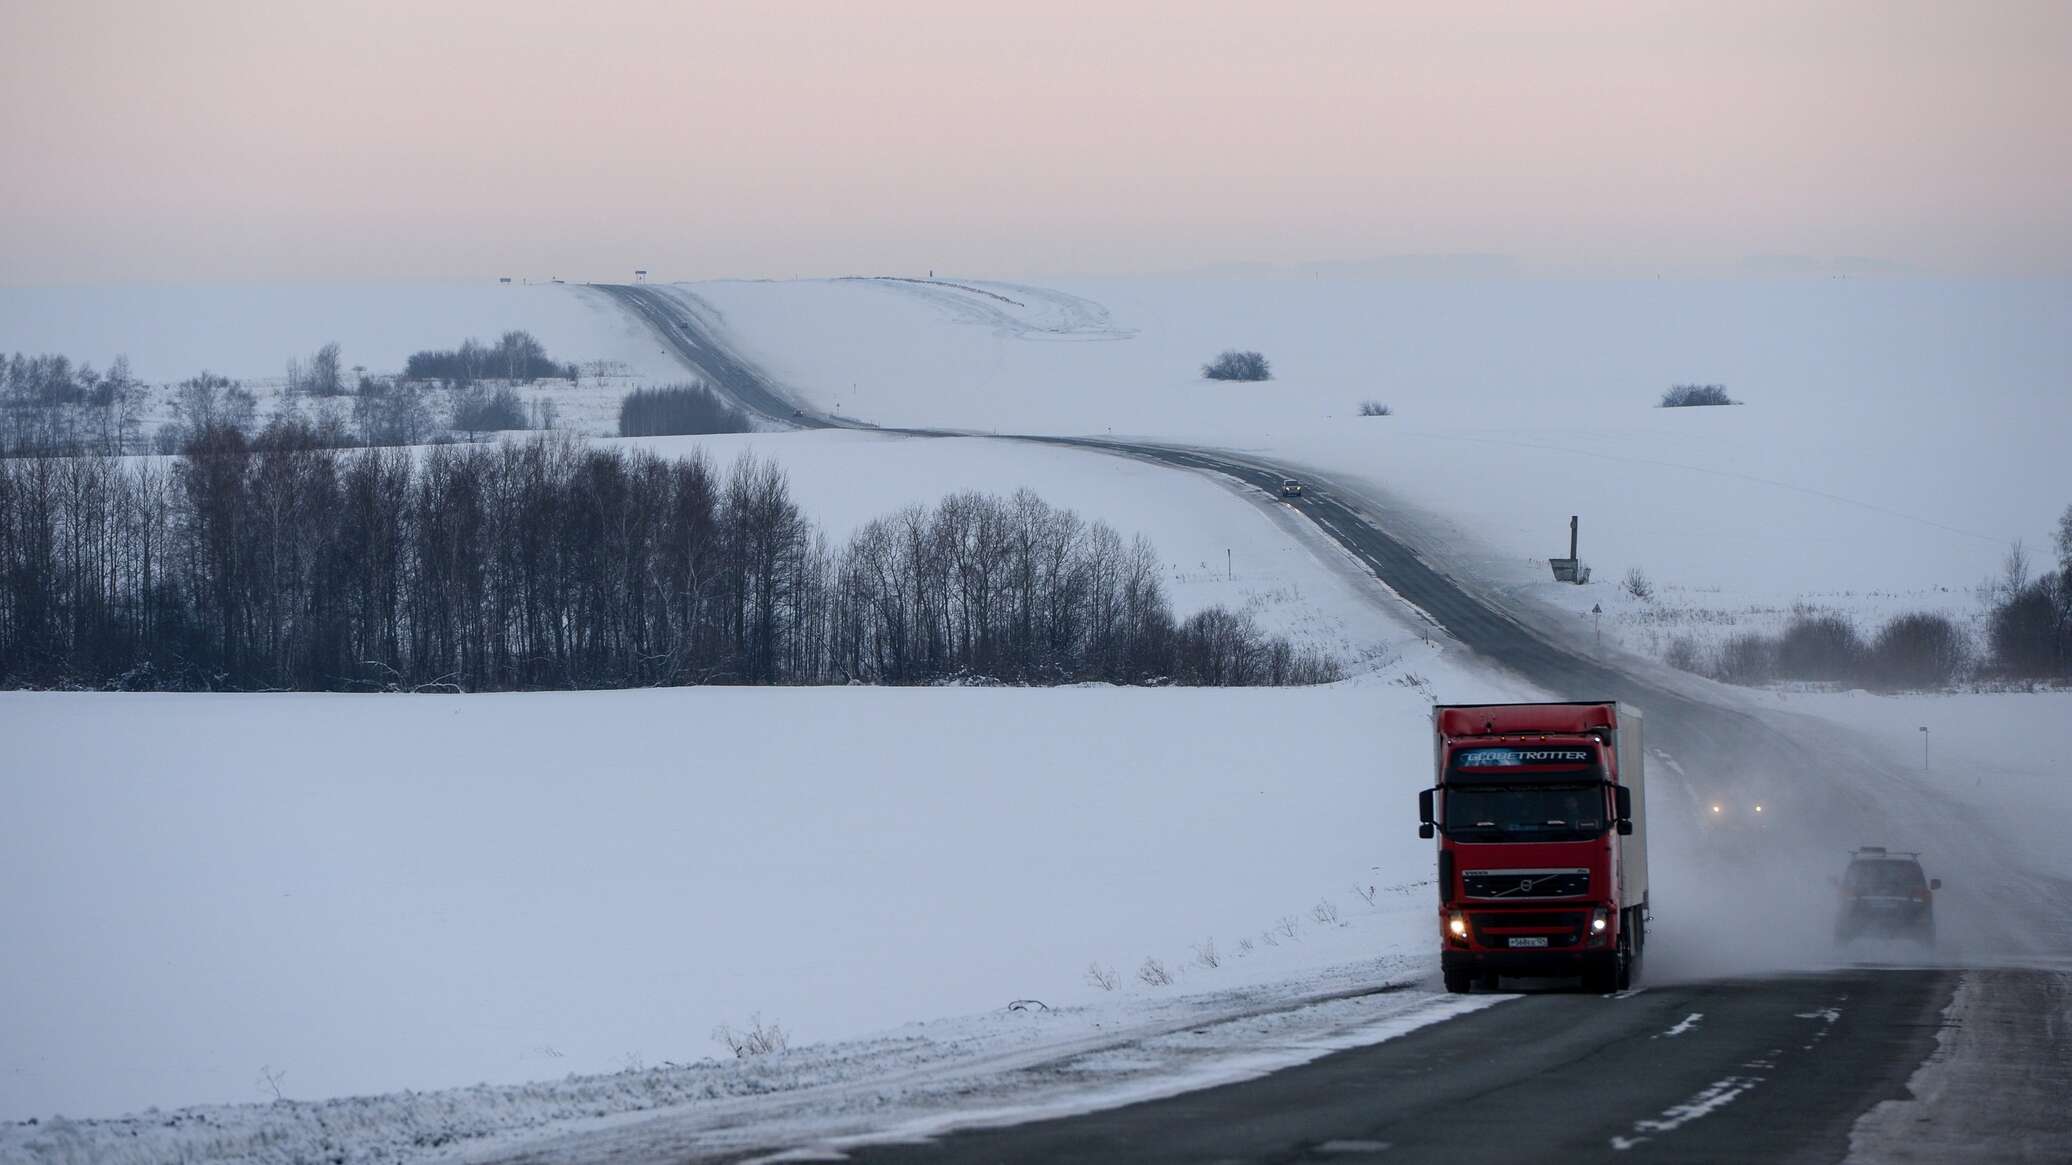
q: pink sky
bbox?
[2,0,2067,283]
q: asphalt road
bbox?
[827,969,2014,1165]
[593,283,834,428]
[596,286,2072,1163]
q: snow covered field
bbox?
[0,676,1535,1129]
[3,274,2067,1160]
[685,275,2070,663]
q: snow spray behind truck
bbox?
[1418,702,1649,993]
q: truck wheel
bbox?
[1443,969,1473,994]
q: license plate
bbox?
[1508,936,1550,948]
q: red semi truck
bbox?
[1418,702,1649,993]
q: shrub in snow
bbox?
[353,378,432,446]
[1988,581,2063,678]
[1137,957,1174,987]
[1660,383,1738,407]
[712,1013,788,1058]
[451,385,528,435]
[1274,914,1301,940]
[1310,899,1340,926]
[1202,350,1271,382]
[1622,567,1655,602]
[1712,633,1777,685]
[1084,963,1119,991]
[1870,612,1967,689]
[1664,635,1704,674]
[406,330,575,386]
[618,383,753,437]
[287,341,346,396]
[1357,400,1392,416]
[1773,611,1867,681]
[1192,938,1220,969]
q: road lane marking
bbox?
[1609,1074,1765,1151]
[1658,1012,1703,1038]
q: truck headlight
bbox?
[1447,912,1467,939]
[1591,908,1610,934]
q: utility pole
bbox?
[1226,548,1233,581]
[1592,603,1602,649]
[1919,726,1930,776]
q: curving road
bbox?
[591,285,2072,1164]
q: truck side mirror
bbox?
[1419,823,1435,839]
[1417,788,1436,839]
[1616,820,1633,836]
[1613,785,1632,821]
[1930,878,1942,890]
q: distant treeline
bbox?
[0,353,150,458]
[0,433,1340,691]
[404,331,577,385]
[618,384,752,437]
[1667,515,2072,689]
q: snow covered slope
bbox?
[688,276,2070,645]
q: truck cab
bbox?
[1419,703,1648,994]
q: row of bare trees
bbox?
[0,431,1339,691]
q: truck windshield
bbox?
[1445,785,1607,843]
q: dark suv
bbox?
[1834,847,1939,946]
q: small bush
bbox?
[1274,914,1301,939]
[1202,350,1271,382]
[1660,384,1738,407]
[1774,612,1866,681]
[1311,898,1341,926]
[1870,613,1967,689]
[1988,581,2061,678]
[1193,938,1221,969]
[711,1013,788,1059]
[1622,567,1655,602]
[1138,957,1174,987]
[353,378,432,446]
[1085,963,1119,991]
[1358,400,1392,416]
[406,331,576,386]
[451,385,528,434]
[1713,633,1776,685]
[619,383,752,437]
[1664,635,1704,674]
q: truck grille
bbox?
[1469,910,1589,949]
[1462,869,1590,899]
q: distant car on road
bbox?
[1835,846,1938,946]
[1700,795,1771,830]
[1279,478,1304,499]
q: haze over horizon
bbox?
[4,0,2068,285]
